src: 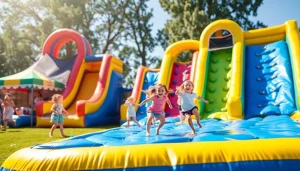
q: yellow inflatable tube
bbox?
[244,24,285,39]
[285,21,300,109]
[158,40,200,88]
[3,138,300,170]
[195,19,244,120]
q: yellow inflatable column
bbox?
[195,19,244,120]
[285,21,300,109]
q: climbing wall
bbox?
[202,49,232,118]
[245,40,296,119]
[165,62,191,117]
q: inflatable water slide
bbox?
[120,40,200,124]
[195,20,300,121]
[36,29,123,127]
[2,20,300,171]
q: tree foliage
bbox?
[158,0,266,55]
[0,37,8,76]
[0,0,268,86]
[119,0,158,87]
[0,0,157,87]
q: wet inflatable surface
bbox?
[32,115,300,149]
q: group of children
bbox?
[52,79,210,137]
[124,80,209,136]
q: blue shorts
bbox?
[147,111,165,120]
[50,114,64,124]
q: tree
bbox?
[119,0,158,87]
[0,37,9,77]
[0,0,127,73]
[123,0,157,67]
[0,0,86,69]
[39,0,128,57]
[158,0,266,55]
[95,0,128,54]
[0,0,157,87]
[0,2,36,76]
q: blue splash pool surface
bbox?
[31,115,300,149]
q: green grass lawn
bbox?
[0,126,117,165]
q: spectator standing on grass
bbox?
[1,93,16,131]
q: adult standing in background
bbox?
[34,92,43,105]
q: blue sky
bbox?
[148,0,300,59]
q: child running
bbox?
[1,93,16,131]
[139,84,173,136]
[142,86,175,126]
[175,80,209,135]
[124,96,141,127]
[49,94,69,138]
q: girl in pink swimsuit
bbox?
[139,84,173,136]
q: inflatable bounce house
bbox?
[0,29,123,128]
[2,19,300,170]
[35,29,123,127]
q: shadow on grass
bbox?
[7,130,22,132]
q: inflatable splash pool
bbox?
[2,115,300,170]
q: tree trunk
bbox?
[66,42,73,59]
[141,54,146,66]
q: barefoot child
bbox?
[139,84,173,136]
[124,96,141,127]
[175,80,209,135]
[142,86,174,126]
[49,94,68,137]
[1,93,16,131]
